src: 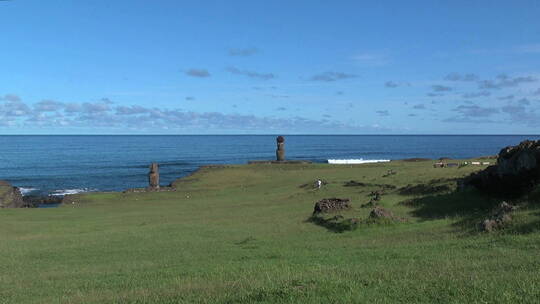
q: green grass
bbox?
[1,160,540,303]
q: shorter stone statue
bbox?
[148,163,160,190]
[276,136,285,161]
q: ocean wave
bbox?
[18,187,39,195]
[50,188,96,196]
[328,159,390,164]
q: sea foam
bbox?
[18,187,39,195]
[50,188,94,196]
[327,159,390,164]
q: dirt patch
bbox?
[312,198,351,214]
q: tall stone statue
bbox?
[148,163,160,190]
[276,136,285,161]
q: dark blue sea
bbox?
[1,135,539,196]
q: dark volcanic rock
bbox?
[0,181,25,208]
[369,206,393,219]
[313,198,351,214]
[463,140,540,195]
[23,195,62,207]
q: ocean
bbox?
[1,135,539,196]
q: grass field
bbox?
[1,160,540,303]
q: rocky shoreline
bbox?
[0,182,64,208]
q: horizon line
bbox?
[1,134,540,136]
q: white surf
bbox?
[327,159,390,164]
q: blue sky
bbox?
[1,0,540,134]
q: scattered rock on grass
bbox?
[361,190,383,208]
[382,169,397,177]
[300,179,328,189]
[369,206,405,222]
[123,186,176,193]
[23,195,62,207]
[369,190,383,200]
[61,194,81,205]
[480,201,517,232]
[313,198,351,214]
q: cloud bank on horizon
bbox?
[1,1,539,134]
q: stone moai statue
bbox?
[276,136,285,161]
[148,163,160,190]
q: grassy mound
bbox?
[1,160,539,303]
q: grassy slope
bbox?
[1,161,540,303]
[0,181,17,208]
[0,182,9,198]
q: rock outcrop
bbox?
[462,140,540,195]
[313,198,351,214]
[0,181,25,208]
[369,206,405,221]
[23,195,62,207]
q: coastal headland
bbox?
[1,143,540,303]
